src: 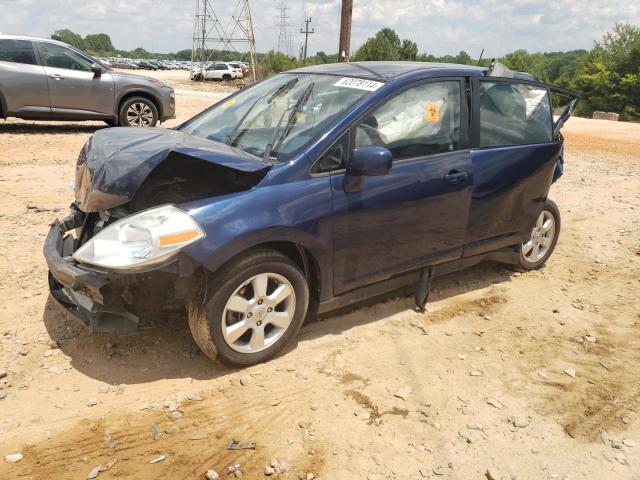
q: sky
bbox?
[2,0,639,57]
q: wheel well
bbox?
[118,91,162,119]
[216,242,322,311]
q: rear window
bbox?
[479,82,552,147]
[0,39,37,65]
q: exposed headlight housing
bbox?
[72,205,205,270]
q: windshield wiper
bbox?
[223,77,299,146]
[262,82,315,162]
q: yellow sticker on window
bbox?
[220,98,237,110]
[424,102,440,123]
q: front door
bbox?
[331,79,472,295]
[37,41,114,117]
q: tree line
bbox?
[51,23,639,120]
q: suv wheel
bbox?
[119,97,158,128]
[187,249,309,366]
[222,74,231,81]
[512,199,560,271]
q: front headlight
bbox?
[72,205,205,270]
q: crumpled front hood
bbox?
[75,127,271,212]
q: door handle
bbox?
[444,170,468,185]
[48,74,64,80]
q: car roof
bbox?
[0,34,70,48]
[289,61,538,82]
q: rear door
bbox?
[329,78,473,295]
[465,78,561,256]
[0,38,50,116]
[36,41,114,117]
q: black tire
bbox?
[187,249,309,366]
[511,198,561,271]
[193,74,203,81]
[118,96,158,128]
[222,74,231,81]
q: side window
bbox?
[355,81,461,160]
[479,82,552,147]
[311,132,349,174]
[39,43,93,71]
[216,64,227,71]
[0,39,37,65]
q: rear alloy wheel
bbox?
[513,199,561,271]
[119,97,158,128]
[187,249,309,366]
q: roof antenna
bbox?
[477,48,484,66]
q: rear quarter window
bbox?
[478,82,552,147]
[0,39,37,65]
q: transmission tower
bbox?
[275,1,290,55]
[300,16,314,62]
[191,0,258,81]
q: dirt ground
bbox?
[0,69,639,480]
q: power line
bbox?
[300,16,314,62]
[191,0,258,81]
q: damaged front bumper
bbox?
[44,215,195,335]
[44,219,141,333]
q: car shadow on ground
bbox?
[0,122,107,135]
[41,261,514,386]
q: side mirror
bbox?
[344,146,392,192]
[91,63,102,77]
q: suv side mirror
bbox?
[91,63,102,77]
[344,146,392,192]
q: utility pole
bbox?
[300,17,314,62]
[338,0,352,62]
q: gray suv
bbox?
[0,35,175,127]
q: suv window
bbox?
[355,81,461,160]
[0,39,37,65]
[215,64,228,70]
[39,42,93,71]
[479,82,552,147]
[311,132,350,174]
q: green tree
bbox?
[352,28,403,61]
[51,29,85,49]
[400,39,418,60]
[572,23,640,119]
[352,28,421,61]
[84,33,114,55]
[454,50,472,65]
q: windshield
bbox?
[179,73,379,162]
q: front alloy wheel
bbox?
[222,273,296,353]
[119,96,159,128]
[187,249,309,366]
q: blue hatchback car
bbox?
[44,61,578,366]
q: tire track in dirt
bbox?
[2,372,332,479]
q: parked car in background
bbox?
[0,35,175,127]
[44,61,577,366]
[137,60,158,71]
[226,62,244,79]
[191,62,237,81]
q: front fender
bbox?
[180,178,333,279]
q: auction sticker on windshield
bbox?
[334,77,384,91]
